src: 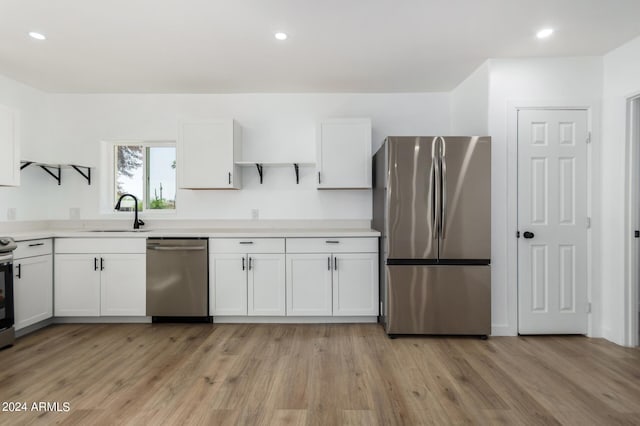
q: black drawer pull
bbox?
[28,242,45,247]
[239,241,254,245]
[325,240,340,244]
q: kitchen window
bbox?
[112,142,176,211]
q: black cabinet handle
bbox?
[327,256,331,270]
[228,172,231,184]
[242,257,245,271]
[523,231,535,239]
[325,240,340,244]
[94,257,98,271]
[28,242,44,247]
[239,241,254,245]
[334,257,337,270]
[100,257,104,271]
[248,257,252,271]
[318,171,321,184]
[16,263,21,279]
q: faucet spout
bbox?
[114,194,145,230]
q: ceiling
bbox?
[1,0,640,93]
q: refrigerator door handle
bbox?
[440,137,447,240]
[431,139,440,239]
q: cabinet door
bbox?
[0,105,19,186]
[333,253,379,316]
[317,118,371,189]
[178,119,241,189]
[248,254,285,316]
[55,254,100,316]
[14,255,52,330]
[100,254,146,316]
[210,254,247,315]
[286,254,333,316]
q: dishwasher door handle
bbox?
[147,246,206,251]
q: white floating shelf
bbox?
[234,162,316,184]
[20,160,93,185]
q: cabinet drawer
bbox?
[14,239,52,259]
[55,238,146,254]
[209,238,285,254]
[286,237,377,253]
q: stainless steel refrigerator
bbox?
[373,136,491,337]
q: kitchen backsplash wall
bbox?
[2,90,451,221]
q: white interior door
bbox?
[518,109,588,334]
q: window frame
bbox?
[104,140,177,216]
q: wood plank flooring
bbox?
[0,324,639,425]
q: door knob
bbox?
[523,231,535,239]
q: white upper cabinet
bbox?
[178,119,242,189]
[316,118,371,189]
[0,104,20,186]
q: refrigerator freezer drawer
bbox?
[386,265,490,335]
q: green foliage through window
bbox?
[114,143,176,211]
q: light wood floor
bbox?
[0,324,639,425]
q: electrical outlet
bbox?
[7,208,16,221]
[69,208,81,220]
[251,209,259,220]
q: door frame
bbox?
[625,93,640,347]
[507,100,599,337]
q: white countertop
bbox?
[8,228,380,242]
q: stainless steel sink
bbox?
[87,229,151,233]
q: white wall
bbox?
[0,74,55,221]
[450,61,490,135]
[16,92,449,221]
[2,53,622,341]
[602,35,640,345]
[487,57,603,336]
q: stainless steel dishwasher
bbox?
[146,238,210,321]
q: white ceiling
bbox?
[1,0,640,93]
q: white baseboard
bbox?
[15,318,55,337]
[213,316,378,324]
[491,324,517,336]
[54,317,152,324]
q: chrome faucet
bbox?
[114,193,145,230]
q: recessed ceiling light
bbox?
[274,32,288,41]
[28,31,46,40]
[536,28,554,39]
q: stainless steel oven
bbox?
[0,237,17,349]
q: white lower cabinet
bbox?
[210,254,248,316]
[332,253,378,316]
[209,238,286,317]
[14,253,53,330]
[286,254,333,316]
[248,254,286,316]
[285,238,379,317]
[100,254,146,316]
[54,238,146,317]
[55,254,101,316]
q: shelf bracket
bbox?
[71,165,91,185]
[255,163,264,184]
[20,161,33,170]
[293,163,300,184]
[40,165,61,185]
